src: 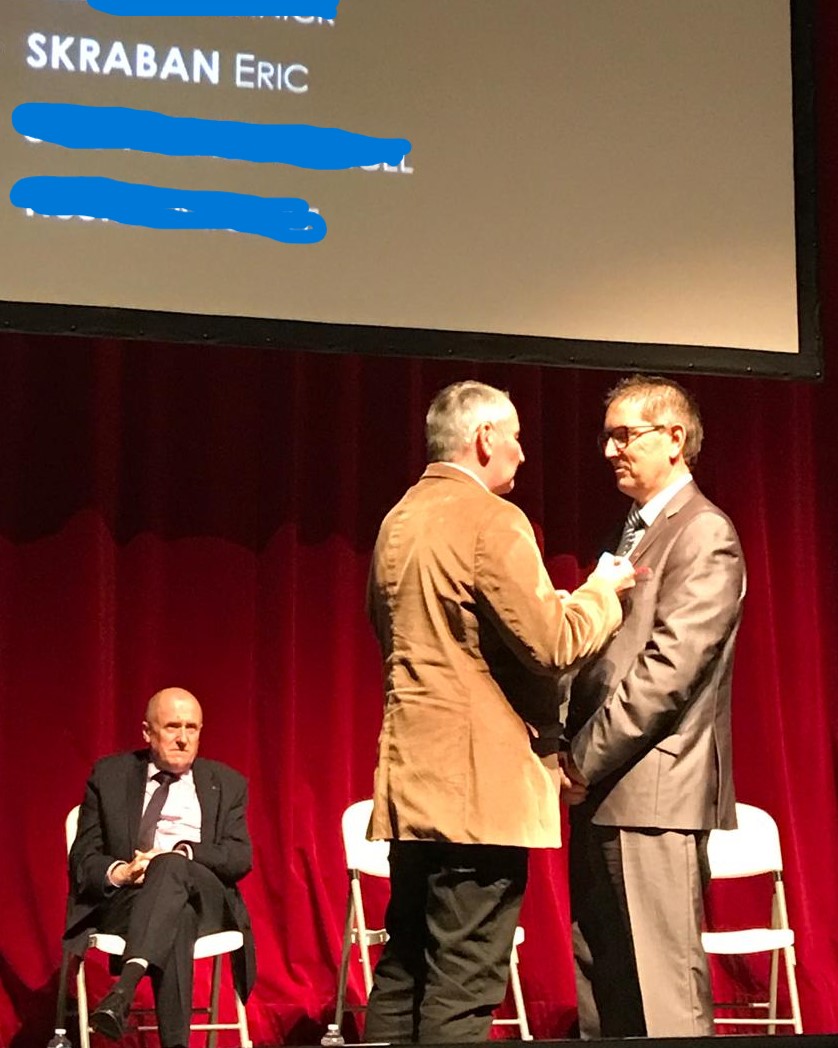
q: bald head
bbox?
[143,687,203,774]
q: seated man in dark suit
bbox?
[64,687,255,1048]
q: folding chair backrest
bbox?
[66,805,80,854]
[706,802,783,880]
[341,800,390,878]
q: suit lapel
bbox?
[128,751,149,852]
[192,759,219,843]
[630,481,698,564]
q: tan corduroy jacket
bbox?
[367,464,622,849]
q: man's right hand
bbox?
[590,552,636,594]
[109,849,162,887]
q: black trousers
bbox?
[99,852,228,1047]
[363,840,528,1044]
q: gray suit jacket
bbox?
[566,482,745,830]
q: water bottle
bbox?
[320,1023,345,1047]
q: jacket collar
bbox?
[422,462,488,489]
[192,758,219,843]
[630,480,699,563]
[128,750,148,850]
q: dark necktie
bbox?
[615,505,645,557]
[137,771,178,851]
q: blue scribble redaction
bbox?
[87,1,340,16]
[11,176,327,244]
[13,1,406,245]
[13,104,412,171]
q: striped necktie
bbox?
[615,505,645,557]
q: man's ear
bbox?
[669,423,687,461]
[474,421,493,464]
[141,721,151,744]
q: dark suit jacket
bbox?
[566,482,746,830]
[64,750,256,1000]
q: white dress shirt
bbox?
[143,762,202,852]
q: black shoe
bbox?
[91,985,132,1041]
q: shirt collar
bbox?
[438,460,490,492]
[147,760,191,784]
[636,472,693,528]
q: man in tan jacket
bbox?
[364,380,634,1043]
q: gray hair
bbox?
[426,381,514,462]
[605,374,703,466]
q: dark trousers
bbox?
[99,852,228,1047]
[363,840,528,1044]
[569,813,712,1038]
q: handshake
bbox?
[558,752,589,805]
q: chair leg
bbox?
[351,877,374,998]
[52,947,72,1039]
[507,944,532,1041]
[207,955,223,1048]
[334,884,356,1030]
[784,945,803,1035]
[768,946,779,1034]
[234,986,253,1048]
[76,959,90,1048]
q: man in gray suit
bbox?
[563,375,746,1038]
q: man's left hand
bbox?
[558,753,588,805]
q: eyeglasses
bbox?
[597,424,667,452]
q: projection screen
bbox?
[0,0,821,378]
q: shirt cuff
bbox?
[106,860,127,888]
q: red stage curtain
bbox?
[0,339,835,1047]
[2,2,838,1043]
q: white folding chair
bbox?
[702,802,803,1034]
[65,805,252,1048]
[331,799,533,1040]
